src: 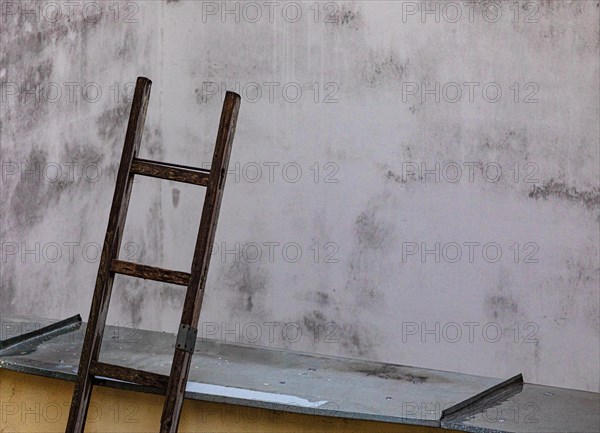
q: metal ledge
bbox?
[1,315,598,432]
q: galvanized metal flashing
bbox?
[0,314,82,353]
[1,315,598,432]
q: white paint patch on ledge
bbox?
[185,382,329,408]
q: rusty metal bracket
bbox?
[175,324,197,354]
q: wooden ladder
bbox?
[65,77,241,433]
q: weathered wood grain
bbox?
[131,158,210,186]
[111,259,191,286]
[90,361,169,390]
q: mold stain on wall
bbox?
[362,50,408,88]
[344,199,397,313]
[529,180,600,211]
[298,308,375,358]
[221,261,269,314]
[8,148,69,231]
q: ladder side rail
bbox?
[159,91,241,433]
[65,77,153,433]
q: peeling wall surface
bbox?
[1,1,598,392]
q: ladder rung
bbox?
[90,361,169,390]
[111,260,191,286]
[131,158,210,186]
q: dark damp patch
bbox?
[159,285,184,307]
[485,271,519,321]
[339,327,373,357]
[384,170,407,184]
[59,140,104,193]
[332,6,362,30]
[120,279,144,326]
[339,9,360,26]
[96,104,130,142]
[533,340,541,363]
[315,291,329,306]
[354,364,428,383]
[14,59,54,128]
[0,271,16,314]
[223,261,268,313]
[61,140,103,167]
[528,179,600,209]
[302,310,328,332]
[9,148,69,231]
[22,59,53,92]
[362,50,407,87]
[145,197,165,264]
[535,0,584,13]
[143,126,164,159]
[319,3,363,29]
[486,295,519,320]
[309,310,326,323]
[300,311,374,357]
[172,188,181,208]
[115,28,136,59]
[354,209,391,250]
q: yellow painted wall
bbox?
[0,370,456,432]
